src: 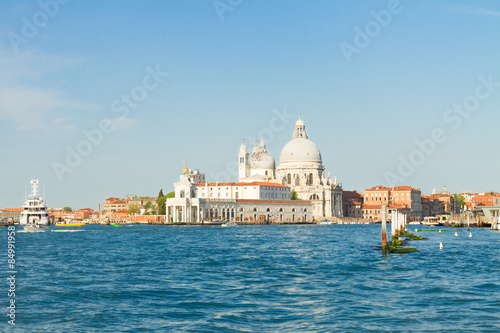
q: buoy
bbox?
[469,233,472,238]
[439,242,444,249]
[438,230,442,233]
[454,232,458,237]
[415,228,418,232]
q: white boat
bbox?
[24,225,49,233]
[221,221,237,227]
[422,217,439,226]
[20,179,49,226]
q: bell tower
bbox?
[238,140,249,181]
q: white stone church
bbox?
[166,116,343,223]
[238,116,343,218]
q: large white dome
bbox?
[250,151,275,169]
[280,138,322,163]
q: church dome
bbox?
[250,151,275,170]
[279,138,322,163]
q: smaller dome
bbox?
[250,151,275,170]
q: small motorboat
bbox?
[24,225,49,233]
[221,221,237,227]
[111,223,123,227]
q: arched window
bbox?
[287,173,291,185]
[180,190,185,198]
[307,173,313,185]
[295,176,300,186]
[309,194,320,200]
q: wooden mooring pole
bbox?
[382,205,387,255]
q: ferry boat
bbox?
[20,179,49,226]
[54,220,85,227]
[422,217,439,226]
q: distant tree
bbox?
[157,196,167,215]
[453,194,466,207]
[158,189,164,199]
[63,206,72,212]
[143,201,152,215]
[291,191,299,200]
[166,191,175,199]
[127,204,140,216]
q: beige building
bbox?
[104,197,126,216]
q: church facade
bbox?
[238,116,343,219]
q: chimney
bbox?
[98,203,101,212]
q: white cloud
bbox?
[0,86,73,131]
[0,50,93,133]
[0,50,85,84]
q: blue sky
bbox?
[1,0,500,209]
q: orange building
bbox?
[363,185,422,220]
[471,193,500,207]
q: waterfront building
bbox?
[166,168,312,223]
[103,197,127,216]
[0,208,22,223]
[470,193,500,207]
[342,191,363,219]
[421,195,442,217]
[361,185,422,221]
[429,186,460,214]
[238,116,343,219]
